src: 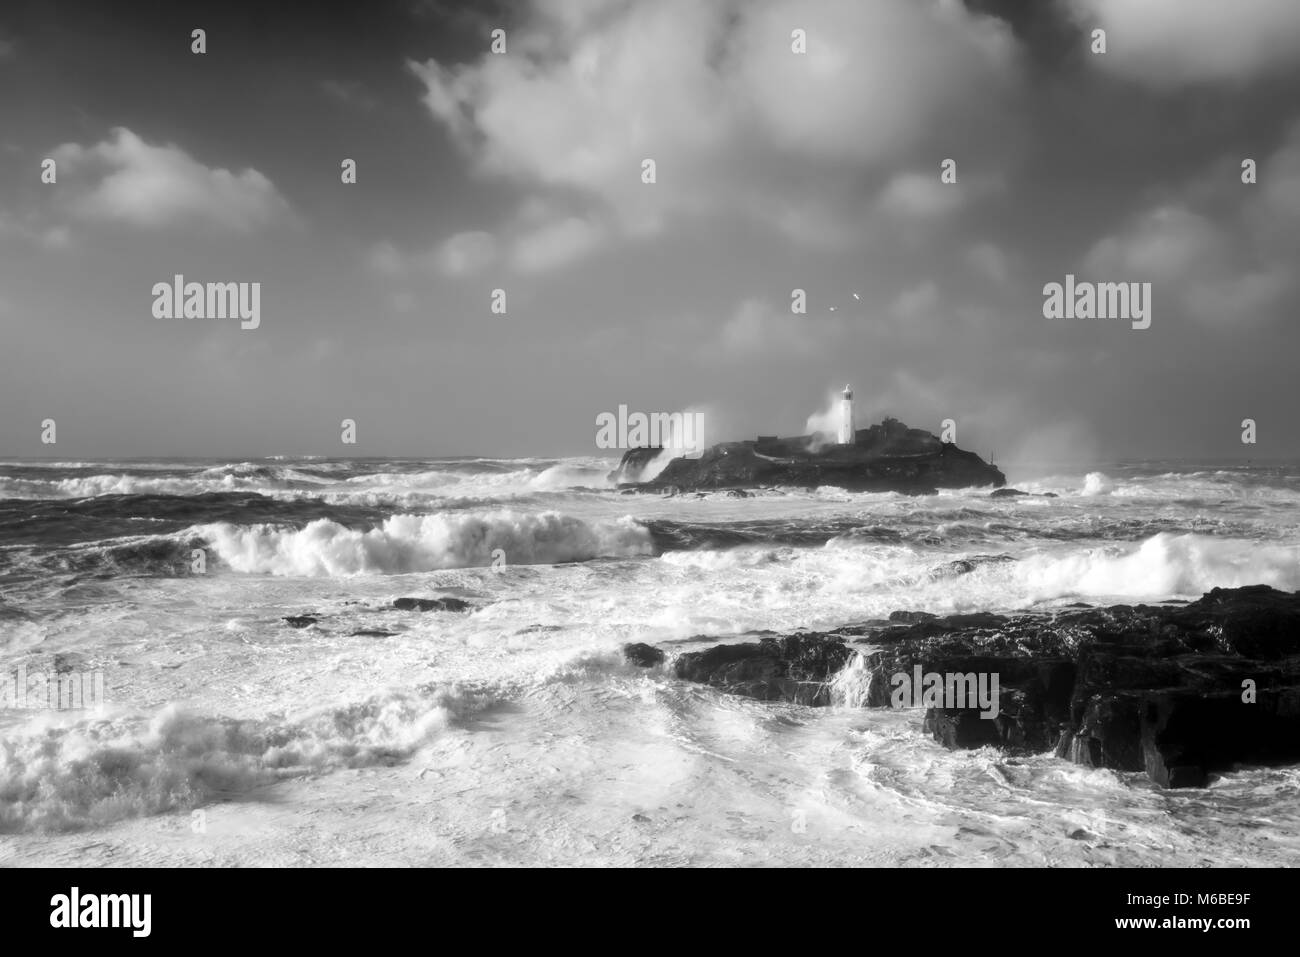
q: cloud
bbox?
[1253,124,1300,223]
[967,242,1010,284]
[1085,205,1225,278]
[877,172,967,221]
[1083,205,1281,325]
[511,215,606,273]
[719,298,842,359]
[367,240,409,276]
[0,211,74,249]
[1065,0,1300,88]
[320,79,380,111]
[51,127,288,231]
[375,204,607,278]
[433,230,499,275]
[1083,125,1298,329]
[889,280,942,320]
[409,0,1024,260]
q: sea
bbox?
[1,456,1298,866]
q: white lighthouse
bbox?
[838,384,855,445]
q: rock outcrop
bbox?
[611,417,1004,492]
[673,634,855,705]
[622,642,666,667]
[608,447,666,485]
[393,597,472,612]
[663,585,1300,788]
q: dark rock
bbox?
[672,585,1300,788]
[930,554,1016,578]
[925,708,1002,749]
[348,629,398,637]
[889,610,937,623]
[674,634,852,706]
[609,447,667,485]
[282,615,320,628]
[990,488,1029,498]
[910,588,1300,785]
[1171,585,1300,659]
[393,597,472,613]
[617,417,1004,493]
[515,624,563,635]
[623,642,665,667]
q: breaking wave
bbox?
[0,682,496,832]
[194,509,655,576]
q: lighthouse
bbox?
[838,384,855,445]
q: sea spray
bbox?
[829,651,873,708]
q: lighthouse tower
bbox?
[838,384,855,445]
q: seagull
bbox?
[829,306,837,312]
[852,293,861,300]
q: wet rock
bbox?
[930,554,1016,578]
[673,585,1300,788]
[888,610,937,624]
[393,597,472,613]
[609,447,666,485]
[674,634,852,706]
[282,615,320,628]
[623,643,665,667]
[925,708,1002,749]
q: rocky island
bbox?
[610,416,1006,494]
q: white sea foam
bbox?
[193,509,654,576]
[1016,532,1300,599]
[0,683,496,832]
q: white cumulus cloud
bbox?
[52,127,288,231]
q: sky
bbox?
[0,0,1298,464]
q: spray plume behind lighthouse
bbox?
[803,385,859,452]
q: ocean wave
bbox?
[192,509,655,576]
[1016,532,1300,599]
[0,642,660,833]
[0,468,324,501]
[1082,471,1113,496]
[342,462,611,493]
[0,682,497,832]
